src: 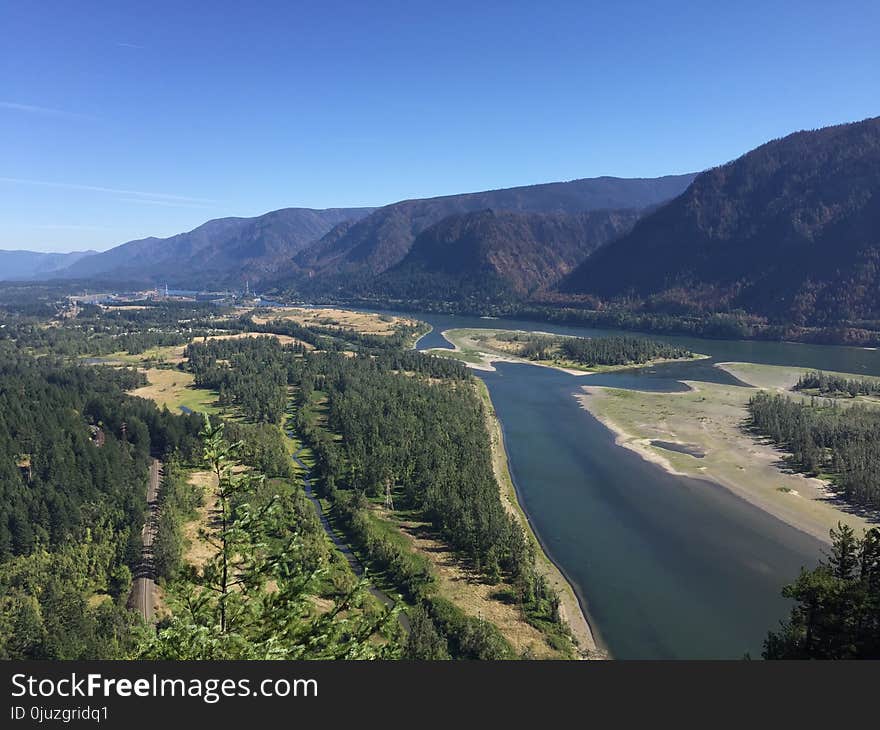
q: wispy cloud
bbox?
[117,197,214,210]
[29,224,112,231]
[115,42,144,49]
[0,101,96,121]
[0,177,216,205]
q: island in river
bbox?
[410,316,879,658]
[578,361,879,545]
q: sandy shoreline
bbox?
[427,339,588,375]
[473,380,603,658]
[575,366,876,545]
[429,328,701,377]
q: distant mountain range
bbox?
[6,116,879,333]
[0,249,96,280]
[3,174,694,291]
[49,207,375,287]
[291,174,696,290]
[561,116,880,326]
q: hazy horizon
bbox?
[1,170,704,255]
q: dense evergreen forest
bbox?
[0,347,204,658]
[0,296,568,659]
[747,391,880,508]
[493,331,693,366]
[765,524,880,659]
[0,304,406,659]
[794,371,880,398]
[183,322,569,657]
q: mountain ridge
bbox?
[560,116,880,326]
[292,174,697,287]
[367,207,641,303]
[53,206,376,287]
[0,249,97,281]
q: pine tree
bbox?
[137,419,399,659]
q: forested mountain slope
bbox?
[291,174,695,290]
[561,117,880,327]
[55,206,375,287]
[370,208,640,303]
[0,350,204,658]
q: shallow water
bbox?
[378,309,879,657]
[651,440,706,458]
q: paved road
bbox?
[291,446,410,632]
[128,459,160,622]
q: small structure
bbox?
[16,455,32,483]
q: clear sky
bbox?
[1,0,878,252]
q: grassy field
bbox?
[128,368,221,414]
[423,346,486,365]
[252,306,419,336]
[106,344,187,365]
[578,361,877,543]
[198,331,312,348]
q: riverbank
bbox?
[473,378,603,658]
[426,328,704,376]
[575,361,876,544]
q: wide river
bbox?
[369,310,880,659]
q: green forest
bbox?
[184,319,572,658]
[0,301,570,659]
[794,371,880,398]
[747,391,880,508]
[765,524,880,659]
[495,331,693,367]
[2,294,878,660]
[0,347,204,658]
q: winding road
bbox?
[291,445,410,631]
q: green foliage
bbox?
[765,524,880,659]
[223,421,293,478]
[0,350,203,560]
[426,597,515,660]
[0,326,208,659]
[138,420,399,659]
[153,461,202,582]
[404,603,451,659]
[748,391,880,507]
[795,371,880,398]
[330,489,435,602]
[0,538,139,659]
[298,351,525,576]
[500,332,693,366]
[186,337,295,423]
[293,349,564,657]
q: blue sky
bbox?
[1,1,878,252]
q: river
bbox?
[377,310,880,658]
